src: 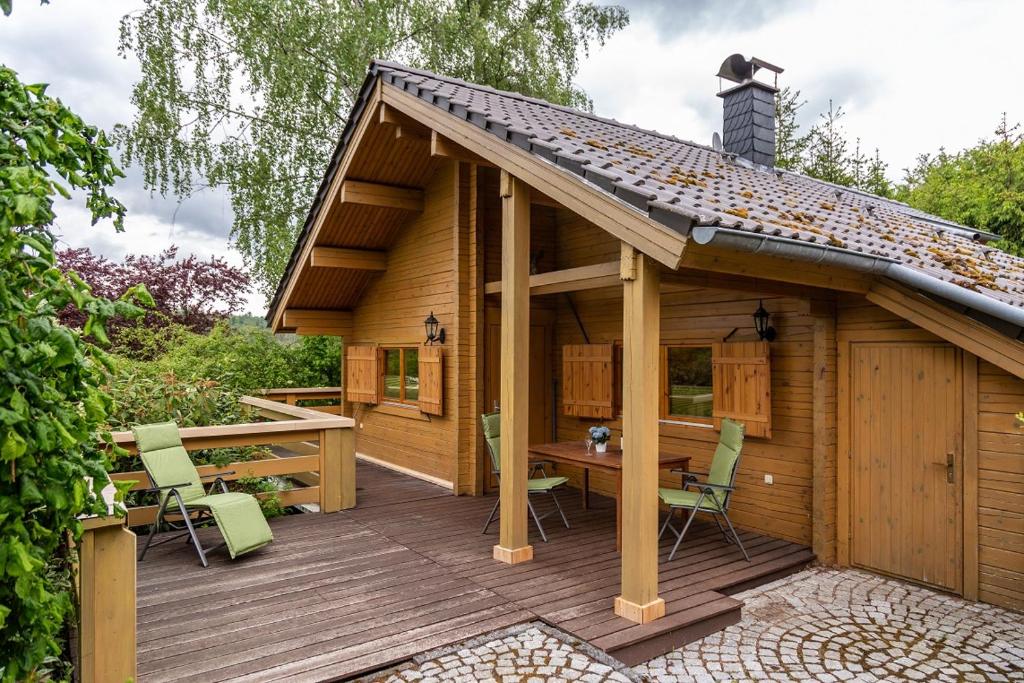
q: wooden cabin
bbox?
[268,59,1024,621]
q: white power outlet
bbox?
[359,422,364,430]
[764,473,774,485]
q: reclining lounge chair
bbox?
[134,421,274,567]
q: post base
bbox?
[493,544,534,564]
[614,596,666,624]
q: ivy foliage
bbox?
[0,59,151,679]
[116,0,629,299]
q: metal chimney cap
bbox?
[716,54,784,84]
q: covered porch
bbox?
[134,460,812,682]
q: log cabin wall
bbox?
[976,360,1024,610]
[347,161,460,484]
[547,210,819,546]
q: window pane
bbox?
[383,349,401,400]
[666,347,713,418]
[404,348,419,401]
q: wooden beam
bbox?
[431,130,492,166]
[483,261,621,296]
[281,309,353,336]
[615,246,664,624]
[339,180,424,212]
[530,191,562,209]
[310,246,388,271]
[811,302,838,565]
[866,281,1024,380]
[493,170,533,565]
[679,245,871,294]
[395,125,429,142]
[381,84,686,269]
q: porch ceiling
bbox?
[275,112,439,327]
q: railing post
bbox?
[78,516,136,683]
[320,426,356,512]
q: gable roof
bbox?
[270,61,1024,336]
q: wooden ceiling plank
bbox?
[310,246,388,271]
[339,180,424,212]
[281,309,354,337]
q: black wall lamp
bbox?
[424,311,445,345]
[753,300,776,341]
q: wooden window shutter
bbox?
[562,343,614,419]
[345,345,379,404]
[418,346,444,416]
[712,341,771,438]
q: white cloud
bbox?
[581,0,1023,175]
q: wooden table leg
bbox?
[582,468,590,510]
[615,472,622,552]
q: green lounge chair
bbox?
[134,421,274,567]
[480,412,570,542]
[658,417,750,562]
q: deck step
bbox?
[590,591,743,667]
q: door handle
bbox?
[934,452,955,483]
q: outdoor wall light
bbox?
[424,311,445,345]
[753,300,776,341]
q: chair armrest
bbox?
[200,470,236,478]
[670,469,707,478]
[140,482,191,494]
[530,460,553,467]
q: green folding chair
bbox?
[134,421,274,567]
[480,412,570,542]
[658,417,750,562]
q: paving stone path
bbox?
[638,567,1024,682]
[364,567,1023,682]
[365,622,639,683]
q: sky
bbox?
[2,0,1021,316]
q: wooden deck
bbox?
[136,461,813,682]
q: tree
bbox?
[1,43,150,683]
[802,100,854,186]
[57,245,250,354]
[116,0,630,299]
[850,139,893,198]
[774,86,809,170]
[897,114,1024,252]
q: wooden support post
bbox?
[78,517,136,683]
[494,170,533,565]
[615,246,664,624]
[811,300,838,564]
[320,426,356,512]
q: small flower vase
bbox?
[595,441,608,454]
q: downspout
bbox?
[690,225,1024,335]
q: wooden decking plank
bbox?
[134,460,813,682]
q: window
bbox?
[662,346,713,420]
[382,347,419,404]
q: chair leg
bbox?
[659,507,676,540]
[709,511,731,543]
[138,494,172,561]
[527,499,548,542]
[669,492,707,562]
[482,497,500,535]
[175,492,209,567]
[720,510,750,562]
[549,489,570,529]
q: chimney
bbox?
[716,54,783,167]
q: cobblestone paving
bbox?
[365,622,639,682]
[637,567,1024,682]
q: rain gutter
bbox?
[690,225,1024,335]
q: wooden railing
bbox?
[259,386,344,414]
[108,394,355,526]
[78,388,356,681]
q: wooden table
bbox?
[528,441,690,550]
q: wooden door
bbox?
[849,342,963,592]
[483,306,553,491]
